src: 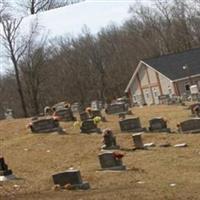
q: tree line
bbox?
[0,0,200,117]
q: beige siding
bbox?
[129,63,175,105]
[158,73,175,95]
[176,76,200,95]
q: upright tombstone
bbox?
[101,129,120,150]
[132,133,145,149]
[119,117,146,133]
[52,169,90,190]
[0,157,15,181]
[53,108,76,122]
[98,151,126,170]
[80,119,101,134]
[149,117,171,133]
[91,109,106,122]
[28,117,63,133]
[105,103,128,115]
[190,103,200,117]
[91,100,103,110]
[79,112,90,121]
[4,109,14,119]
[177,118,200,134]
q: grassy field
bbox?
[0,105,200,200]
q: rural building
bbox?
[125,48,200,105]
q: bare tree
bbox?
[17,0,85,15]
[0,16,37,117]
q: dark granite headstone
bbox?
[105,103,128,115]
[132,133,145,149]
[0,157,15,181]
[79,112,90,121]
[190,103,200,117]
[98,152,126,170]
[178,118,200,133]
[53,108,76,121]
[149,117,171,132]
[29,117,61,133]
[52,169,90,189]
[101,129,120,150]
[119,117,146,132]
[80,119,101,134]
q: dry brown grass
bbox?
[0,105,200,200]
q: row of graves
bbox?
[1,126,189,188]
[26,100,200,135]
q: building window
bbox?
[185,83,190,91]
[145,92,149,98]
[168,86,172,94]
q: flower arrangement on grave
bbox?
[73,121,82,128]
[113,151,124,159]
[93,116,102,124]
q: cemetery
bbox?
[0,104,200,200]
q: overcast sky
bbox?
[0,0,156,73]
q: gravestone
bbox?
[4,109,14,119]
[0,157,15,181]
[105,103,128,115]
[53,108,76,122]
[158,95,170,104]
[177,118,200,134]
[119,117,146,132]
[132,133,145,149]
[149,117,171,132]
[52,169,90,190]
[190,103,200,117]
[98,151,126,170]
[80,119,101,134]
[101,129,120,150]
[91,109,106,122]
[28,117,62,133]
[79,112,90,121]
[91,100,103,110]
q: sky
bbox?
[0,0,155,73]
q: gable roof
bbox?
[143,48,200,81]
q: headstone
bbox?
[158,95,170,104]
[80,119,101,134]
[79,112,90,121]
[119,117,146,132]
[105,103,128,115]
[28,117,62,133]
[98,151,126,170]
[177,118,200,134]
[52,169,90,190]
[53,108,76,122]
[0,157,15,181]
[91,100,103,110]
[4,109,14,119]
[190,103,200,117]
[149,117,171,133]
[132,133,145,149]
[91,109,106,122]
[101,129,120,150]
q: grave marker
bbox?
[98,151,126,170]
[105,103,128,115]
[119,117,146,132]
[132,133,145,149]
[28,117,63,133]
[177,118,200,134]
[101,129,120,150]
[53,108,76,122]
[0,157,15,181]
[149,117,171,133]
[52,169,90,190]
[80,119,101,134]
